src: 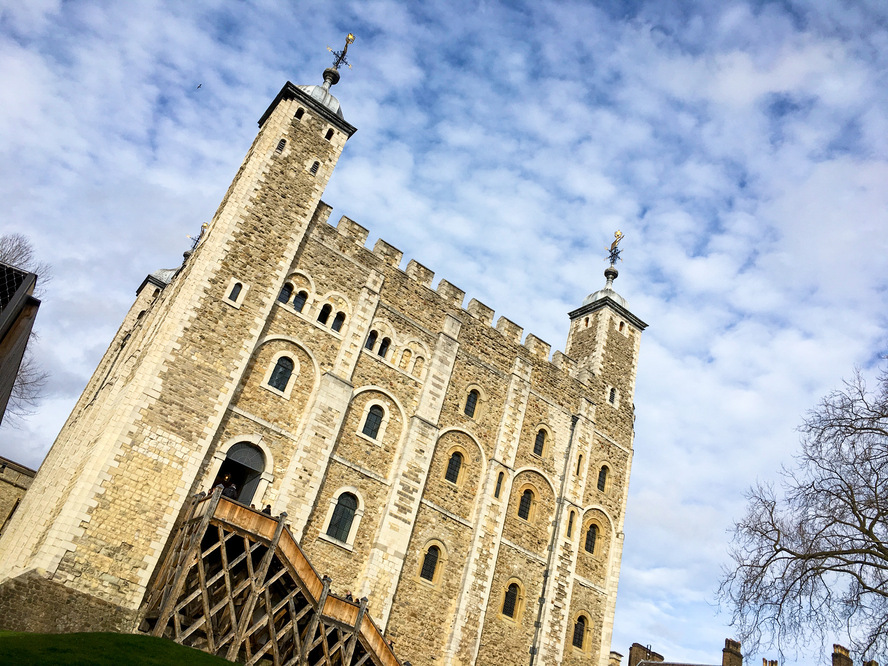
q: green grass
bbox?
[0,631,238,665]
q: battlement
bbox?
[325,209,592,383]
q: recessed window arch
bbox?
[576,454,584,476]
[292,290,308,312]
[275,139,286,153]
[362,404,385,439]
[494,471,504,498]
[420,546,439,582]
[464,389,480,418]
[268,356,294,392]
[321,488,365,547]
[309,161,320,175]
[399,348,412,370]
[619,320,625,332]
[533,428,547,457]
[377,337,391,359]
[500,580,524,621]
[572,614,588,649]
[295,107,305,119]
[278,283,293,303]
[597,465,609,492]
[365,330,378,350]
[566,510,576,538]
[327,492,357,542]
[325,128,334,140]
[228,282,243,302]
[609,387,617,404]
[517,488,534,521]
[317,303,332,325]
[331,311,346,332]
[584,523,599,554]
[412,356,425,377]
[444,451,463,484]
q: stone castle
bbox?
[0,54,646,666]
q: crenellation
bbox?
[495,315,523,343]
[466,298,494,325]
[436,279,466,307]
[405,259,434,287]
[372,239,403,268]
[336,214,369,245]
[523,333,551,360]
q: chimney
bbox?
[610,651,623,666]
[722,639,743,666]
[628,643,664,666]
[832,645,852,666]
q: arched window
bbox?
[502,583,520,618]
[228,282,242,301]
[576,454,584,476]
[268,356,294,392]
[419,545,439,581]
[275,139,286,153]
[292,290,307,312]
[597,466,609,492]
[295,108,305,119]
[518,489,534,520]
[584,524,598,554]
[399,348,412,370]
[464,389,479,418]
[310,161,320,175]
[377,337,391,358]
[317,303,332,325]
[572,615,586,648]
[609,387,617,404]
[325,128,334,140]
[533,429,546,456]
[331,311,346,332]
[365,330,378,350]
[444,451,462,484]
[412,356,424,377]
[362,405,384,439]
[619,321,625,332]
[494,472,504,498]
[567,510,575,538]
[326,493,357,542]
[278,283,293,303]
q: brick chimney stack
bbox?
[722,639,743,666]
[832,645,853,666]
[628,643,664,666]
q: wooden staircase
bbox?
[141,489,401,666]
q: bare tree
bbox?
[719,365,888,660]
[0,233,50,423]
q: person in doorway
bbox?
[262,505,272,514]
[222,483,238,500]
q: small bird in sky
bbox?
[196,84,202,89]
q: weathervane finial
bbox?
[327,33,356,71]
[607,230,624,266]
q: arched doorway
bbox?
[212,442,266,504]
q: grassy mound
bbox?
[0,631,237,665]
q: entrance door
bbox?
[212,442,265,504]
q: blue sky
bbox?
[2,1,887,663]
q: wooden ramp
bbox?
[141,489,401,666]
